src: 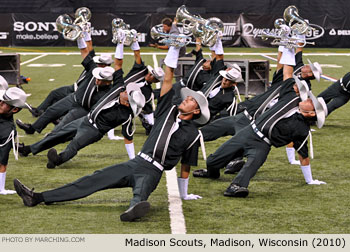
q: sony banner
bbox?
[11,13,152,47]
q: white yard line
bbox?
[152,53,159,68]
[165,169,187,234]
[20,54,48,65]
[152,53,161,89]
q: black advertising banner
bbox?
[12,13,64,46]
[240,13,350,48]
[312,14,350,48]
[240,14,279,48]
[0,14,12,46]
[0,12,349,48]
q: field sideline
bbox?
[0,46,349,234]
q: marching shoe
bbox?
[13,179,38,207]
[224,183,249,198]
[16,119,35,134]
[17,143,31,157]
[192,169,209,178]
[29,107,43,118]
[224,159,245,174]
[193,168,220,179]
[120,201,151,222]
[46,148,62,169]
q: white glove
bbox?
[130,41,140,51]
[82,22,92,41]
[115,43,124,59]
[76,37,87,49]
[307,179,326,185]
[290,160,301,165]
[280,46,296,66]
[0,189,16,195]
[279,24,291,37]
[183,194,202,200]
[177,177,202,201]
[117,29,126,44]
[164,46,180,68]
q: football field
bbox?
[1,46,349,234]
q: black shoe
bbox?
[224,183,249,198]
[47,148,62,169]
[17,143,31,157]
[193,169,209,178]
[13,179,38,207]
[29,107,42,118]
[120,201,150,222]
[16,119,35,134]
[193,168,220,179]
[224,159,245,174]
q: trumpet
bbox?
[56,14,83,41]
[176,5,224,47]
[56,7,91,41]
[258,28,315,49]
[111,18,138,46]
[150,24,198,48]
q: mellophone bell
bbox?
[56,7,91,41]
[150,5,224,48]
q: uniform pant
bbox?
[36,85,74,112]
[0,121,15,165]
[206,127,271,188]
[42,156,163,208]
[59,118,103,164]
[30,117,102,160]
[53,104,89,132]
[200,113,250,142]
[30,118,82,155]
[32,93,75,133]
[317,80,350,115]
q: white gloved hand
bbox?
[130,41,140,51]
[307,180,326,185]
[290,160,301,165]
[279,24,291,37]
[115,43,124,59]
[117,29,126,44]
[76,37,87,49]
[82,22,92,41]
[164,46,180,68]
[0,189,16,195]
[177,177,202,200]
[183,194,202,200]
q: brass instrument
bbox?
[257,5,319,48]
[56,7,91,41]
[56,14,83,41]
[176,5,224,47]
[111,18,138,46]
[283,5,314,34]
[150,24,197,47]
[74,7,91,33]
